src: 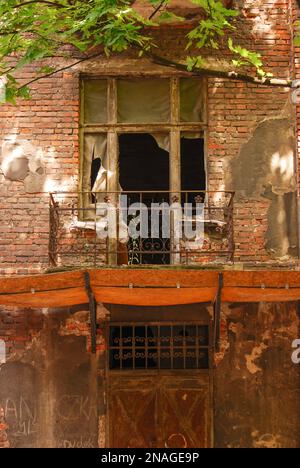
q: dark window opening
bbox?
[119,133,169,192]
[181,137,205,204]
[109,323,209,371]
[119,134,170,265]
[91,157,101,190]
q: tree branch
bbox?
[17,52,103,90]
[15,47,297,93]
[11,1,64,9]
[148,1,167,21]
[143,50,296,88]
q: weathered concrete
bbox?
[214,302,300,448]
[0,308,101,448]
[0,301,300,448]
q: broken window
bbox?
[80,77,206,206]
[80,77,206,264]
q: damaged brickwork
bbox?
[0,406,9,448]
[227,117,298,259]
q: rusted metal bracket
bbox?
[84,271,97,354]
[214,272,223,352]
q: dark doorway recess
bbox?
[119,133,169,192]
[119,133,170,265]
[181,137,206,204]
[118,134,206,265]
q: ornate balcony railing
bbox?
[49,191,235,267]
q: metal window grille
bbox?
[108,323,209,371]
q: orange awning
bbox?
[222,271,300,302]
[0,269,300,307]
[0,269,219,307]
[93,287,217,306]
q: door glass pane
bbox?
[110,326,120,347]
[147,326,158,347]
[122,349,133,369]
[160,349,172,369]
[117,79,170,123]
[135,326,146,347]
[185,325,197,346]
[109,348,121,370]
[122,326,133,346]
[84,79,107,123]
[160,326,171,347]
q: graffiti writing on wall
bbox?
[56,395,97,422]
[58,437,95,448]
[3,397,38,438]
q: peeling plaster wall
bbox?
[226,117,298,259]
[214,302,300,448]
[0,306,105,448]
[1,302,300,448]
[1,140,45,192]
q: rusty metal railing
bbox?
[49,191,235,267]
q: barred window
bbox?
[109,323,209,371]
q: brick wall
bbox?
[0,307,44,359]
[208,0,296,263]
[0,65,79,275]
[0,406,9,448]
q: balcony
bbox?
[49,191,235,268]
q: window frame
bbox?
[80,75,208,195]
[79,76,208,265]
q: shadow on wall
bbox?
[226,117,298,259]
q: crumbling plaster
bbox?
[0,140,45,193]
[0,307,102,448]
[226,116,298,259]
[214,302,300,448]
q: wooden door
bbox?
[108,374,211,448]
